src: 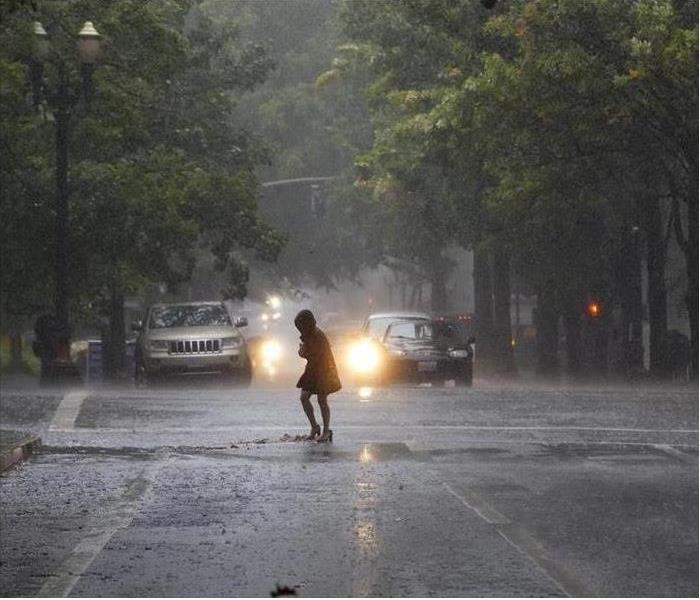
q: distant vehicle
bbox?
[134,301,251,386]
[346,312,474,386]
[324,319,363,345]
[239,296,303,383]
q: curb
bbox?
[0,435,42,473]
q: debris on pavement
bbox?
[270,583,297,597]
[232,434,316,448]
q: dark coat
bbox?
[296,327,341,395]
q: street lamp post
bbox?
[30,20,101,382]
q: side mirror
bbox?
[234,317,248,328]
[131,320,143,332]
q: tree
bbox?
[450,0,696,377]
[0,0,284,378]
[338,0,696,379]
[338,0,518,372]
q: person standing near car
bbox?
[294,309,341,442]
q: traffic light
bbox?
[586,300,602,319]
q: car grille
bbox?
[169,339,221,354]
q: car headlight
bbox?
[221,336,242,349]
[261,339,283,362]
[347,339,382,374]
[149,339,169,351]
[448,349,469,358]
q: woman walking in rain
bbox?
[294,309,341,442]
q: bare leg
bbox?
[316,394,331,441]
[300,390,320,438]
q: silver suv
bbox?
[134,301,251,386]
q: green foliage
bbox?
[0,19,54,320]
[336,0,495,290]
[339,0,697,322]
[0,0,284,330]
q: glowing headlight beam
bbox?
[261,340,283,362]
[347,339,381,374]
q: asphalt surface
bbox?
[0,378,697,597]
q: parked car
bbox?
[346,312,474,386]
[134,301,251,386]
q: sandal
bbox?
[306,424,321,440]
[316,429,333,443]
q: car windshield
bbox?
[149,305,232,329]
[386,320,434,341]
[367,316,428,339]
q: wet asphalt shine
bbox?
[0,379,697,597]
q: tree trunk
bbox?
[535,284,558,376]
[492,247,516,376]
[408,284,418,310]
[103,288,125,381]
[9,330,23,373]
[473,249,494,372]
[619,228,644,378]
[643,198,669,379]
[563,310,582,379]
[589,314,609,378]
[430,264,448,314]
[685,194,698,379]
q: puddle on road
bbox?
[38,439,520,467]
[221,440,420,464]
[537,443,680,464]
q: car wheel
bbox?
[455,363,473,387]
[455,375,472,387]
[237,366,253,388]
[134,364,148,388]
[223,360,252,389]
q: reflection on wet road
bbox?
[0,383,697,597]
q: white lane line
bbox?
[443,482,589,597]
[654,444,696,463]
[443,483,509,524]
[49,391,89,431]
[37,460,161,597]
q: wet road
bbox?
[1,381,697,597]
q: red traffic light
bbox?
[586,301,602,318]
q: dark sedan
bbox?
[381,319,474,385]
[347,315,474,386]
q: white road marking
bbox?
[443,482,509,524]
[654,444,696,462]
[444,482,589,597]
[49,391,89,431]
[37,458,162,597]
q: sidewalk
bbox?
[0,373,41,392]
[0,429,41,473]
